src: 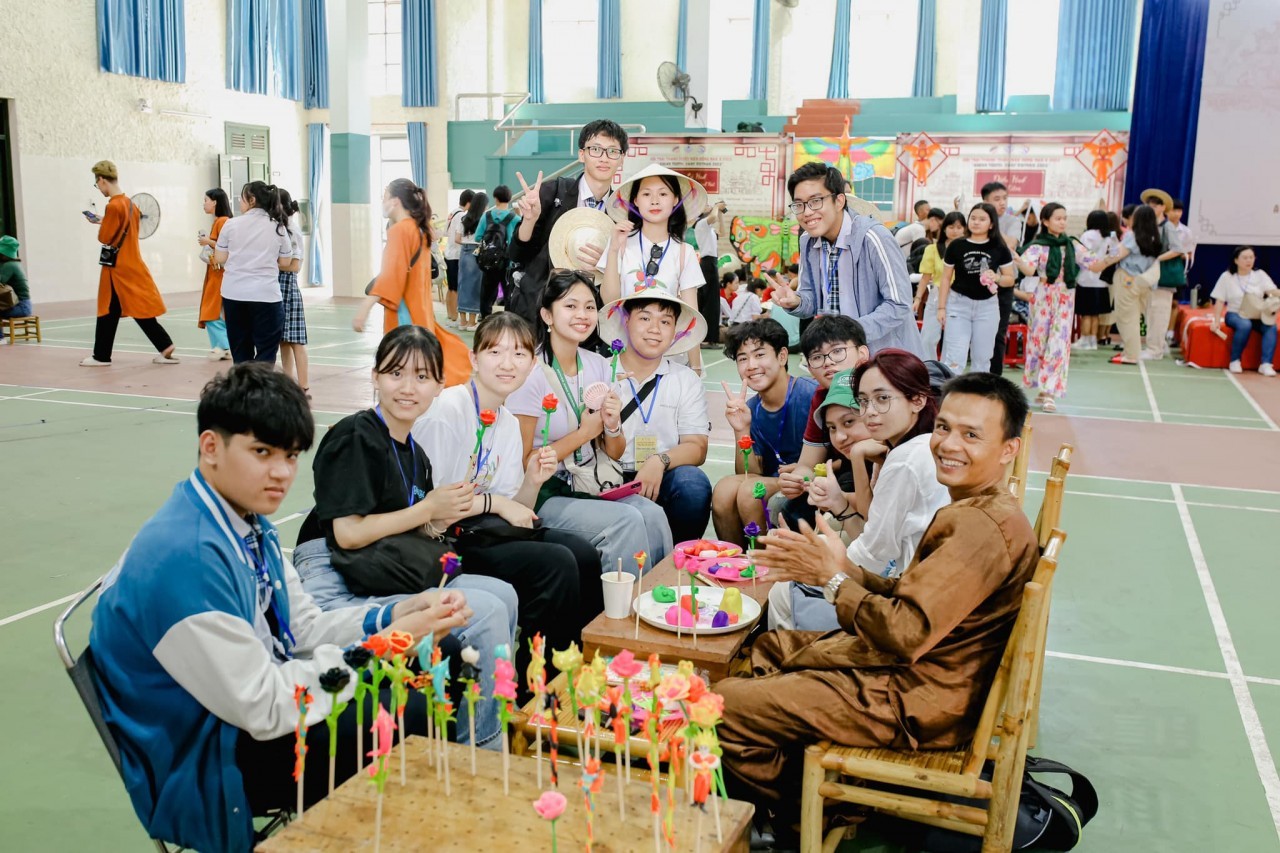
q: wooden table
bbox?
[580,556,777,682]
[258,735,754,852]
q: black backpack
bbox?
[476,213,511,273]
[878,756,1098,851]
[906,237,931,275]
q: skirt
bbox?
[279,272,308,344]
[1073,286,1111,317]
[457,246,482,314]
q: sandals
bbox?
[1041,398,1057,413]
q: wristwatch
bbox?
[823,571,850,604]
[658,452,672,472]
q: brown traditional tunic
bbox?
[716,486,1039,815]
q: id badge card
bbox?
[634,432,659,466]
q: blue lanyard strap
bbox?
[374,406,419,507]
[469,381,495,480]
[751,377,793,467]
[626,373,663,425]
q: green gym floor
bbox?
[3,293,1279,851]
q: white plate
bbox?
[631,585,761,636]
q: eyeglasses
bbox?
[788,193,839,215]
[550,268,598,288]
[644,242,664,277]
[583,144,624,160]
[805,346,850,370]
[855,393,903,413]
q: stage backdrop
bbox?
[614,135,789,219]
[1188,0,1280,247]
[793,135,898,214]
[894,132,1129,235]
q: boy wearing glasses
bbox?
[713,319,818,546]
[771,163,926,360]
[507,119,630,324]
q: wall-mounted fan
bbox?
[657,62,704,120]
[132,192,161,239]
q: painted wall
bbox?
[0,0,308,305]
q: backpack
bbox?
[906,237,931,275]
[878,756,1099,852]
[475,212,511,273]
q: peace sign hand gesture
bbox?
[720,381,753,435]
[765,271,800,309]
[515,171,544,222]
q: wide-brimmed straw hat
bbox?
[598,286,708,357]
[1140,187,1173,210]
[548,207,615,270]
[606,163,708,225]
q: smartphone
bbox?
[82,210,100,222]
[599,480,644,502]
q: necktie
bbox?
[825,243,842,315]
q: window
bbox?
[368,0,402,97]
[1004,0,1059,100]
[371,136,413,247]
[543,0,598,103]
[848,0,919,100]
[707,0,754,102]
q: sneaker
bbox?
[1071,338,1092,351]
[1140,350,1161,360]
[79,356,110,366]
[208,347,230,361]
[1229,360,1243,374]
[153,354,180,364]
[1260,363,1277,377]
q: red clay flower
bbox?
[736,436,753,451]
[479,409,497,427]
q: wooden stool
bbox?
[6,315,40,343]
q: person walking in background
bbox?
[81,160,177,367]
[1073,210,1120,351]
[197,189,233,360]
[276,189,310,396]
[213,181,293,364]
[915,211,967,360]
[473,185,519,319]
[443,188,473,328]
[455,191,488,331]
[694,200,727,346]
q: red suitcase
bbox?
[1180,308,1279,370]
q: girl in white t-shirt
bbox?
[1210,246,1279,375]
[602,164,706,372]
[507,271,672,569]
[412,311,607,647]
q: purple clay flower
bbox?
[743,522,761,539]
[319,666,351,695]
[342,645,373,670]
[440,552,461,577]
[611,339,625,354]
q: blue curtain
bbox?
[975,0,1007,112]
[676,0,688,70]
[597,0,622,98]
[528,0,545,103]
[307,123,326,286]
[1053,0,1137,111]
[301,0,328,109]
[226,0,300,100]
[750,0,770,100]
[403,0,439,107]
[98,0,186,83]
[407,122,428,188]
[1124,0,1208,206]
[912,0,936,98]
[826,0,851,99]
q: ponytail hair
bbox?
[276,187,301,219]
[386,178,434,241]
[241,181,288,235]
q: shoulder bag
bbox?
[98,200,133,267]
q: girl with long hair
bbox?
[915,210,967,359]
[353,178,470,386]
[1098,205,1163,365]
[1073,209,1120,351]
[275,188,310,395]
[937,203,1014,373]
[455,191,489,330]
[212,181,293,364]
[197,188,233,360]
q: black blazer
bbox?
[505,174,582,323]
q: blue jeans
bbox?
[942,291,1000,373]
[1225,311,1277,364]
[538,493,672,574]
[292,539,516,748]
[457,248,482,314]
[0,298,33,339]
[625,465,712,543]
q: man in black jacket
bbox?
[506,119,629,324]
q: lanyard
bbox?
[626,373,663,425]
[374,406,419,507]
[550,353,585,421]
[638,233,671,287]
[469,380,495,478]
[752,377,793,467]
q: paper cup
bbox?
[602,571,637,619]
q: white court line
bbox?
[1137,359,1163,423]
[1020,485,1280,514]
[0,389,355,419]
[1224,369,1280,432]
[1044,650,1280,688]
[1172,483,1280,840]
[1036,407,1272,431]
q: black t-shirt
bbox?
[297,408,434,548]
[943,238,1014,301]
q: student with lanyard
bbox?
[413,311,605,657]
[598,288,713,544]
[89,364,485,853]
[713,318,819,547]
[292,326,519,749]
[507,270,672,571]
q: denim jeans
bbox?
[538,493,672,574]
[624,465,713,544]
[0,298,32,339]
[942,291,1000,373]
[1225,311,1278,364]
[919,286,941,360]
[292,538,516,748]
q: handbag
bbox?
[0,283,17,311]
[329,530,455,596]
[1135,261,1161,289]
[98,200,133,268]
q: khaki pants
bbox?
[1146,288,1174,358]
[1112,269,1148,361]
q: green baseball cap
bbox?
[815,369,859,426]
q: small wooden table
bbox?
[581,556,777,682]
[258,735,754,852]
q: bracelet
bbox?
[484,493,492,514]
[604,425,623,437]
